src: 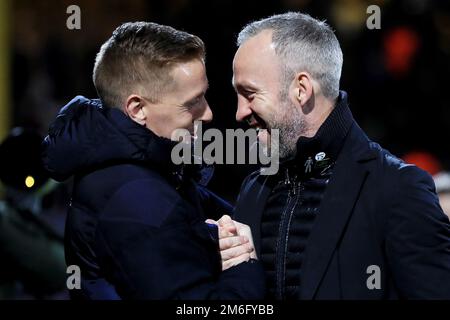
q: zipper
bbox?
[275,168,302,299]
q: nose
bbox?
[199,101,213,123]
[235,97,252,122]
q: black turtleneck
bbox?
[260,91,354,300]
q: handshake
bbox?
[206,215,257,271]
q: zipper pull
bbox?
[289,175,298,196]
[284,168,291,185]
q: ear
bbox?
[290,72,314,108]
[124,94,147,126]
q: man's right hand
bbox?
[206,215,257,271]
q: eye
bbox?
[235,85,256,101]
[185,96,205,109]
[243,90,255,100]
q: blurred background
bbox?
[0,0,449,299]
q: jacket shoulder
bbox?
[366,141,433,185]
[74,164,184,228]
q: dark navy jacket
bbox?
[42,96,265,299]
[234,92,450,299]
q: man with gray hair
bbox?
[217,12,450,299]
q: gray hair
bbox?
[237,12,343,100]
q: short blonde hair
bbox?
[93,22,205,108]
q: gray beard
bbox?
[269,100,306,160]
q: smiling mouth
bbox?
[246,114,268,133]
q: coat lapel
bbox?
[300,125,376,299]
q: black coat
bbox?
[234,111,450,299]
[42,96,265,299]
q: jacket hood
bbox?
[42,96,177,181]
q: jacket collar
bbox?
[103,100,214,185]
[280,91,354,179]
[43,96,212,184]
[103,101,178,171]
